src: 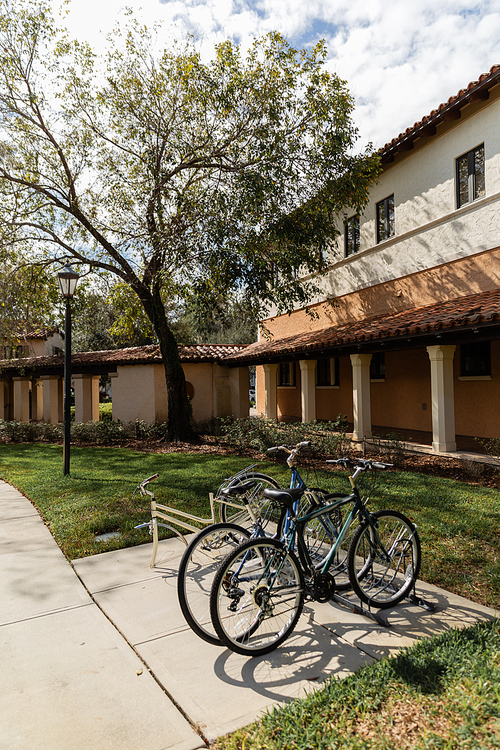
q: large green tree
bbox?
[0,1,380,440]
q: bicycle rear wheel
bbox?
[218,473,280,529]
[177,523,250,645]
[210,538,305,657]
[348,510,421,609]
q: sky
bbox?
[55,0,500,149]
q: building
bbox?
[0,345,251,425]
[224,66,500,453]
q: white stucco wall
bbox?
[285,90,500,311]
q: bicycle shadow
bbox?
[311,580,497,660]
[212,607,374,703]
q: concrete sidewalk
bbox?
[1,480,498,749]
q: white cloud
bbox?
[55,0,500,148]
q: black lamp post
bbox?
[57,263,79,476]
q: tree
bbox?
[0,1,380,440]
[0,250,60,353]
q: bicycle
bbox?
[134,467,280,567]
[209,458,421,656]
[177,441,345,646]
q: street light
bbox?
[57,263,80,475]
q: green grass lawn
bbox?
[0,443,499,609]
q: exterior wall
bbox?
[316,357,353,422]
[112,361,250,425]
[112,365,163,424]
[264,246,500,342]
[370,350,432,434]
[454,339,500,438]
[182,362,214,424]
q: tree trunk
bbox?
[137,283,196,442]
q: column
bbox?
[426,345,456,452]
[350,353,372,441]
[229,366,250,419]
[13,377,30,422]
[263,363,278,420]
[42,376,63,424]
[299,360,317,423]
[31,379,44,421]
[212,363,232,418]
[0,378,11,421]
[73,374,100,423]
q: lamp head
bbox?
[57,263,79,298]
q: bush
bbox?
[475,436,500,471]
[199,415,351,458]
[0,418,169,445]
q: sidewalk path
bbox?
[1,479,497,748]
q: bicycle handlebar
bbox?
[267,441,313,455]
[140,473,159,487]
[326,458,393,470]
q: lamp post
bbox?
[57,263,79,476]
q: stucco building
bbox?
[224,65,500,452]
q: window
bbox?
[376,195,395,243]
[344,215,360,257]
[316,357,340,386]
[456,144,485,208]
[370,352,385,380]
[278,362,295,386]
[460,341,491,377]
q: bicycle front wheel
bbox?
[347,510,421,609]
[218,473,280,529]
[177,523,251,645]
[210,538,305,657]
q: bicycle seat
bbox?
[261,487,305,510]
[219,479,257,497]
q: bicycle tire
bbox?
[210,537,305,657]
[347,510,421,609]
[177,522,251,645]
[218,473,280,528]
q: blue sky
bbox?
[59,0,500,149]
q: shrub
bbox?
[475,437,500,471]
[199,415,351,458]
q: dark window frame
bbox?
[460,341,491,377]
[278,361,296,387]
[376,195,395,243]
[344,215,360,257]
[370,352,386,380]
[456,144,485,208]
[316,357,340,387]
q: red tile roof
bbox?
[0,343,249,372]
[380,65,500,161]
[225,289,500,362]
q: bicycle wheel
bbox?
[218,473,280,529]
[210,538,305,657]
[348,510,421,609]
[177,523,251,645]
[299,493,356,591]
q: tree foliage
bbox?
[0,0,380,439]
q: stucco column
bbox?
[12,377,30,422]
[0,379,11,421]
[41,375,63,424]
[31,379,44,421]
[426,345,457,452]
[73,374,100,423]
[263,363,278,420]
[229,366,250,419]
[213,363,232,418]
[350,353,373,441]
[299,360,317,423]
